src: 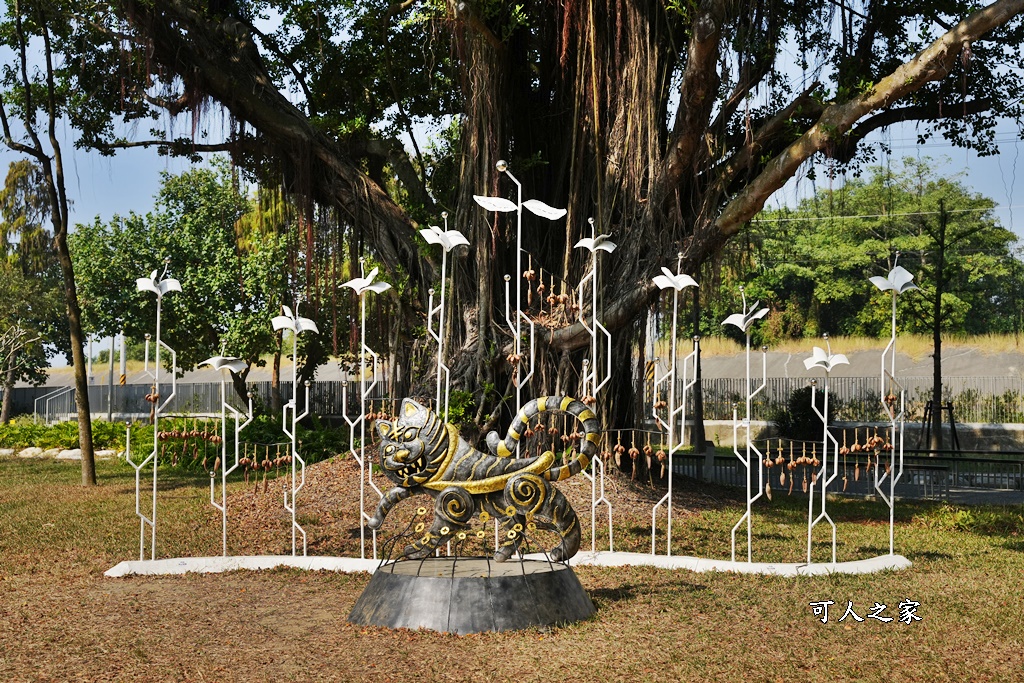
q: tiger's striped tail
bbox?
[485,395,600,481]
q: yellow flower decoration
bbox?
[527,522,537,531]
[416,507,427,516]
[506,530,517,539]
[476,530,486,539]
[421,535,431,544]
[479,511,490,523]
[457,531,467,540]
[512,523,523,532]
[440,526,450,536]
[505,506,516,516]
[415,522,425,533]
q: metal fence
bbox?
[6,375,1024,425]
[670,453,953,499]
[697,375,1024,424]
[8,380,394,423]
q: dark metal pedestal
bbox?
[348,557,595,634]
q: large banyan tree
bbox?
[51,0,1024,428]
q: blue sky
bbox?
[7,118,1023,237]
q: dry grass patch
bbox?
[660,332,1024,361]
[2,456,1023,682]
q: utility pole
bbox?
[107,334,115,421]
[929,199,947,455]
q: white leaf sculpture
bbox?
[272,305,320,335]
[136,269,181,299]
[522,199,568,220]
[472,195,518,213]
[271,315,293,333]
[420,225,470,252]
[722,304,770,332]
[159,278,182,296]
[803,346,850,373]
[342,267,393,296]
[574,234,617,253]
[294,316,320,334]
[869,265,919,294]
[653,267,698,291]
[135,277,158,296]
[200,355,248,374]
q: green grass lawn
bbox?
[1,456,1023,682]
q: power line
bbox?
[752,204,1024,224]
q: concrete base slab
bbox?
[349,558,595,634]
[106,551,909,578]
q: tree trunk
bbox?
[271,332,282,415]
[0,357,14,424]
[230,367,251,406]
[929,200,947,455]
[54,229,96,485]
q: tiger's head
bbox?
[375,398,450,487]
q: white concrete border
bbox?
[105,555,379,577]
[105,551,909,578]
[562,551,912,576]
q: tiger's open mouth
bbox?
[392,451,428,480]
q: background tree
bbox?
[71,163,288,403]
[0,1,100,482]
[0,160,62,423]
[22,0,1024,435]
[724,159,1019,344]
[0,265,61,422]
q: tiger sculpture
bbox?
[367,395,599,562]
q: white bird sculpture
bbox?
[341,267,392,296]
[200,355,248,375]
[136,269,181,298]
[652,267,698,291]
[419,225,470,253]
[722,304,770,332]
[272,304,320,335]
[574,234,617,253]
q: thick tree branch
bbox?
[844,98,992,147]
[713,0,1024,237]
[547,281,658,352]
[713,82,822,190]
[93,136,265,156]
[119,0,436,290]
[452,1,503,52]
[241,19,318,119]
[661,0,729,190]
[345,136,435,214]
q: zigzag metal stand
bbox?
[574,218,616,554]
[729,343,767,563]
[342,259,391,560]
[127,264,180,561]
[650,256,698,556]
[207,365,254,556]
[871,261,917,556]
[806,372,839,564]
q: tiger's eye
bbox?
[404,428,416,439]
